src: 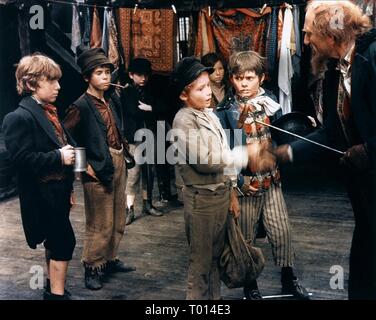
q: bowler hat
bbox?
[271,112,315,145]
[128,58,152,75]
[77,48,114,75]
[170,57,214,95]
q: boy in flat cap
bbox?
[2,54,76,300]
[120,57,165,225]
[64,48,135,290]
[171,56,275,299]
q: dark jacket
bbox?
[2,96,75,249]
[120,83,165,143]
[66,93,123,186]
[290,29,376,298]
[291,29,376,162]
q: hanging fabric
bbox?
[278,4,294,115]
[118,8,131,67]
[71,1,83,54]
[293,5,301,58]
[292,4,301,78]
[81,5,91,46]
[90,5,102,48]
[265,7,279,75]
[194,8,216,57]
[108,10,120,70]
[118,8,176,73]
[277,6,284,59]
[18,5,31,56]
[102,8,111,54]
[195,8,271,61]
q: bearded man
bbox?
[275,0,376,299]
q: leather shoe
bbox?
[84,267,102,290]
[243,287,263,300]
[106,259,136,273]
[45,278,71,297]
[143,200,163,216]
[281,277,310,300]
[43,290,72,300]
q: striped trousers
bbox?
[239,183,294,267]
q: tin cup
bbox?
[73,147,87,172]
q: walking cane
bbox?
[254,120,345,155]
[261,292,313,299]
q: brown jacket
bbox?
[172,106,246,187]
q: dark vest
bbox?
[71,93,123,185]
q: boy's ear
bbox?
[260,73,265,84]
[179,91,188,102]
[26,82,36,93]
[229,75,235,86]
[129,73,134,81]
[327,35,336,47]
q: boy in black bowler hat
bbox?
[120,57,166,225]
[64,48,136,290]
[171,57,275,299]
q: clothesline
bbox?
[45,0,306,10]
[46,0,114,9]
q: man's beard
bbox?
[311,49,329,76]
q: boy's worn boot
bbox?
[142,200,163,216]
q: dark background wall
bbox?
[0,5,21,124]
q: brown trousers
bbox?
[81,148,126,269]
[183,185,230,300]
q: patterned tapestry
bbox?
[118,8,176,73]
[195,8,271,61]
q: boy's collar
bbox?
[86,91,108,103]
[31,95,44,106]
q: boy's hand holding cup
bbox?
[60,145,75,166]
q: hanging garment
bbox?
[18,6,31,56]
[292,4,301,78]
[277,6,284,59]
[118,8,131,67]
[90,6,102,48]
[108,10,120,69]
[196,8,271,61]
[118,9,176,73]
[293,5,301,58]
[102,8,110,54]
[81,5,91,46]
[71,3,82,54]
[194,9,216,57]
[266,7,279,75]
[278,5,294,115]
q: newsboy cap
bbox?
[77,47,114,75]
[128,58,152,75]
[170,57,214,95]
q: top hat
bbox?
[77,48,114,75]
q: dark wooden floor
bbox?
[0,166,354,300]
